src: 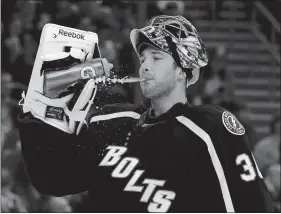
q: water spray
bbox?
[92,76,145,85]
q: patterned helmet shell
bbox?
[130,15,208,69]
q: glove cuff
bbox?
[20,79,97,135]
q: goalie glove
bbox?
[21,47,113,135]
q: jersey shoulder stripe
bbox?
[90,111,141,123]
[89,102,146,123]
[176,115,235,212]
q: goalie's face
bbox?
[139,46,177,99]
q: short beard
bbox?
[141,78,175,100]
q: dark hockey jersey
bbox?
[18,102,273,212]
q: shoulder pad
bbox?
[196,104,226,114]
[193,104,226,120]
[196,104,245,135]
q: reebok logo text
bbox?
[58,29,85,40]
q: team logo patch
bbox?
[222,111,245,135]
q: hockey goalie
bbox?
[18,19,273,213]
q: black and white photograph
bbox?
[1,0,280,212]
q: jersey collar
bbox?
[139,102,190,126]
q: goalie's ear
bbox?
[186,67,200,88]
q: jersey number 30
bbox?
[236,153,263,182]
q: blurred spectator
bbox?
[31,1,54,40]
[3,18,23,66]
[254,112,280,174]
[1,183,28,212]
[207,0,225,20]
[235,105,258,149]
[53,1,80,28]
[78,1,120,31]
[98,28,124,61]
[65,192,88,212]
[121,3,136,30]
[270,112,280,136]
[201,44,231,104]
[15,1,38,31]
[156,1,184,16]
[39,196,72,212]
[36,12,52,32]
[203,69,224,102]
[1,151,28,212]
[100,9,121,31]
[77,16,97,32]
[22,33,38,68]
[202,68,226,105]
[253,112,280,209]
[1,71,13,103]
[1,72,14,150]
[77,1,103,21]
[264,164,280,200]
[2,1,17,30]
[7,31,37,89]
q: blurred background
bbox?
[1,0,280,212]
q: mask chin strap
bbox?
[164,36,184,71]
[164,36,199,87]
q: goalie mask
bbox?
[130,15,208,78]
